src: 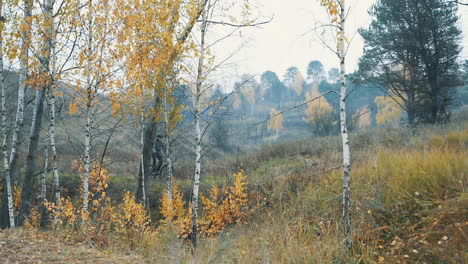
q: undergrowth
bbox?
[1,123,466,263]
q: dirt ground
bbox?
[0,229,143,264]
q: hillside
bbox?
[1,117,466,263]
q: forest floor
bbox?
[0,229,143,264]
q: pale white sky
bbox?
[213,0,468,85]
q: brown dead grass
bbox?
[0,229,144,263]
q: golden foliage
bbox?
[46,160,150,248]
[68,102,78,115]
[303,91,333,123]
[160,171,251,239]
[160,183,192,239]
[57,197,78,226]
[375,96,403,126]
[318,0,347,50]
[354,107,371,128]
[110,0,205,122]
[199,170,249,236]
[267,108,283,133]
[112,192,151,247]
[24,207,41,229]
[320,0,340,18]
[12,185,21,214]
[294,72,305,95]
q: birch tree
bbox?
[267,108,283,137]
[63,0,116,222]
[317,0,352,249]
[0,0,15,228]
[8,0,32,200]
[112,0,209,203]
[190,3,207,246]
[187,0,266,246]
[43,0,80,221]
[39,129,49,226]
[19,0,57,225]
[0,0,33,228]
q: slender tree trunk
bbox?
[8,0,32,187]
[143,121,154,180]
[136,119,153,204]
[82,0,93,222]
[82,109,92,219]
[40,131,48,201]
[0,0,14,228]
[18,0,55,226]
[407,93,415,127]
[39,128,49,227]
[136,111,146,206]
[430,78,439,123]
[191,3,207,247]
[19,86,46,225]
[8,0,31,179]
[339,0,352,250]
[45,0,60,222]
[163,87,173,200]
[192,106,202,247]
[48,91,60,221]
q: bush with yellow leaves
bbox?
[199,170,249,235]
[160,183,193,239]
[112,191,151,247]
[42,160,150,248]
[160,170,251,239]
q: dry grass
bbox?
[169,125,466,263]
[2,123,466,263]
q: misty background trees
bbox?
[359,0,463,126]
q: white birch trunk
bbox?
[82,109,92,218]
[191,103,202,246]
[0,0,15,227]
[41,129,49,200]
[9,0,32,178]
[339,0,352,250]
[9,0,32,227]
[45,0,60,219]
[139,110,146,206]
[191,3,207,247]
[163,88,173,201]
[49,85,61,219]
[82,0,93,219]
[41,0,55,204]
[19,0,57,225]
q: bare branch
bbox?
[200,16,273,28]
[447,0,468,6]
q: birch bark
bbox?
[163,87,173,200]
[45,0,60,219]
[19,0,56,225]
[82,0,94,220]
[138,110,146,206]
[48,90,61,219]
[40,130,49,200]
[0,0,14,228]
[338,0,352,250]
[0,1,15,228]
[191,2,207,247]
[39,128,49,227]
[8,0,32,185]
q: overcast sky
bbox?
[214,0,468,84]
